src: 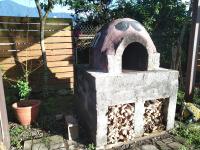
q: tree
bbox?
[66,0,113,25]
[35,0,63,97]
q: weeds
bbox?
[87,143,95,150]
[41,134,51,149]
[9,125,24,149]
[177,89,185,105]
[172,122,200,149]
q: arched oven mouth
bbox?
[122,42,148,72]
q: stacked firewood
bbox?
[107,103,135,144]
[144,99,165,133]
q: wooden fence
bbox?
[0,16,73,92]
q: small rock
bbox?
[141,144,159,150]
[68,145,75,150]
[67,140,77,146]
[121,144,131,149]
[78,144,85,149]
[0,142,6,150]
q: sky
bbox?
[0,0,191,14]
[0,0,74,13]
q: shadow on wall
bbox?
[3,57,73,96]
[0,16,74,96]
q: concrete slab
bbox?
[141,144,159,150]
[167,142,183,150]
[23,135,66,150]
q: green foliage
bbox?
[10,125,25,149]
[172,122,200,149]
[87,143,95,150]
[178,146,188,150]
[35,0,65,13]
[193,88,200,105]
[13,79,31,100]
[66,0,113,24]
[41,134,51,149]
[3,72,31,101]
[177,89,185,105]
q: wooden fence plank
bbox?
[0,23,71,31]
[50,66,73,73]
[0,42,73,50]
[0,49,73,57]
[47,61,72,67]
[0,55,72,63]
[0,36,72,43]
[0,16,72,23]
[0,30,71,37]
[55,72,74,78]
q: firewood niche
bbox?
[76,18,178,148]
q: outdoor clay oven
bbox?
[76,18,178,148]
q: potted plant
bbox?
[3,61,42,126]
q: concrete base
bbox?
[76,66,178,147]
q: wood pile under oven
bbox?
[107,103,135,144]
[144,99,166,133]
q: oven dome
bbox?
[90,18,160,73]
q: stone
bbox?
[155,141,171,150]
[65,115,79,140]
[168,142,183,150]
[0,142,6,150]
[141,144,159,150]
[162,138,174,144]
[23,135,66,150]
[67,140,77,146]
[68,145,76,150]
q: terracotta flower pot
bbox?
[12,100,41,126]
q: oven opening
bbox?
[122,42,148,71]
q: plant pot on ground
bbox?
[11,78,41,126]
[3,64,42,126]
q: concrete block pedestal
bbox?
[77,68,178,147]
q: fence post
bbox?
[185,0,200,101]
[0,70,10,149]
